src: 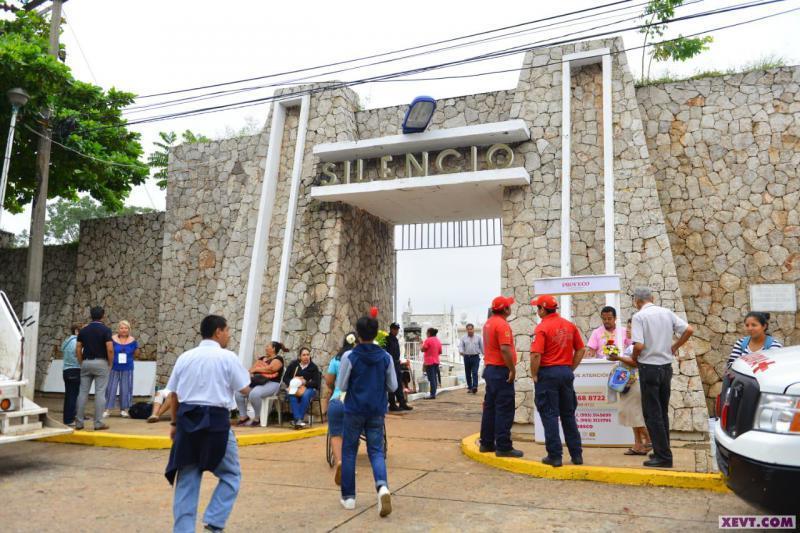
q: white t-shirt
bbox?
[166,339,250,409]
[631,303,689,365]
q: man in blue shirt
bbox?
[336,315,398,517]
[61,323,82,425]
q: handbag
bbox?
[608,364,632,393]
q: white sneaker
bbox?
[120,410,130,418]
[102,410,110,418]
[340,498,355,510]
[377,486,392,517]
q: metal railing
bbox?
[395,218,502,251]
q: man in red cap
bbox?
[530,295,586,467]
[478,295,524,458]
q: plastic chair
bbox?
[258,367,285,427]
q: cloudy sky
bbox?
[2,0,798,324]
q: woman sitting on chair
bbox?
[236,341,287,426]
[283,347,321,429]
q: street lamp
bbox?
[0,87,30,228]
[402,96,436,134]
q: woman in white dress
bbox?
[607,319,651,456]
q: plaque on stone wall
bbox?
[749,284,797,313]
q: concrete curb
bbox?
[461,432,729,493]
[38,425,327,450]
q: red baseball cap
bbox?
[491,295,515,311]
[531,294,559,310]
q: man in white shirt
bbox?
[165,315,251,533]
[631,288,694,469]
[458,323,484,394]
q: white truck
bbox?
[0,290,72,444]
[714,345,800,514]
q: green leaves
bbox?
[651,35,713,63]
[1,9,148,214]
[147,130,210,189]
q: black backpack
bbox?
[128,401,153,419]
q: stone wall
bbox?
[502,38,708,438]
[637,66,800,410]
[0,244,77,387]
[72,212,165,361]
[157,132,267,383]
[0,230,14,248]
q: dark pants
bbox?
[388,359,407,408]
[463,355,480,391]
[62,368,81,424]
[534,365,582,459]
[479,365,515,452]
[639,363,673,462]
[425,364,439,398]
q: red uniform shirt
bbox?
[484,315,517,366]
[530,313,584,367]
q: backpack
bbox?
[741,335,774,353]
[128,402,153,419]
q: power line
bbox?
[125,0,658,114]
[135,0,637,100]
[23,124,146,169]
[105,0,791,129]
[62,7,99,85]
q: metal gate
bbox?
[394,218,502,251]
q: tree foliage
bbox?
[0,9,149,214]
[147,130,211,189]
[14,196,153,246]
[640,0,713,82]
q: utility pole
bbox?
[21,0,64,399]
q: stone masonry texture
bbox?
[0,40,796,452]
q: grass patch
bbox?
[636,54,789,87]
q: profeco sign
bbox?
[532,274,622,296]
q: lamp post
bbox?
[0,87,29,228]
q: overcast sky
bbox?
[2,0,798,323]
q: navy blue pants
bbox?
[425,364,439,398]
[62,368,81,424]
[463,355,480,390]
[479,365,515,452]
[534,365,582,460]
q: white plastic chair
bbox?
[258,367,285,427]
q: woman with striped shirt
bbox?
[727,312,782,367]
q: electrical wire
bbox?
[124,0,660,114]
[102,0,791,130]
[135,0,637,100]
[62,7,99,85]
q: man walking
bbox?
[529,295,586,467]
[165,315,251,533]
[386,322,412,411]
[630,287,694,468]
[336,315,398,516]
[75,306,113,431]
[479,296,523,458]
[458,323,484,394]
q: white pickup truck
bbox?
[714,345,800,514]
[0,290,72,444]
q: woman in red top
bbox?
[421,328,442,399]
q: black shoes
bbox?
[541,455,562,467]
[495,448,524,458]
[400,404,413,411]
[643,458,673,468]
[571,456,584,465]
[388,405,401,412]
[479,444,496,453]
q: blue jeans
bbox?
[327,398,344,436]
[425,364,439,398]
[289,388,316,421]
[534,365,582,459]
[479,365,515,451]
[173,430,240,533]
[341,413,387,500]
[463,355,480,390]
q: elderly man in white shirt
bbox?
[165,315,251,533]
[630,288,694,469]
[458,323,484,394]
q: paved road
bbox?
[0,389,757,532]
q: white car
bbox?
[714,345,800,514]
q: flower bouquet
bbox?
[374,329,389,348]
[602,338,620,359]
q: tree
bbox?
[33,196,152,245]
[0,8,149,214]
[147,130,211,189]
[639,0,713,82]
